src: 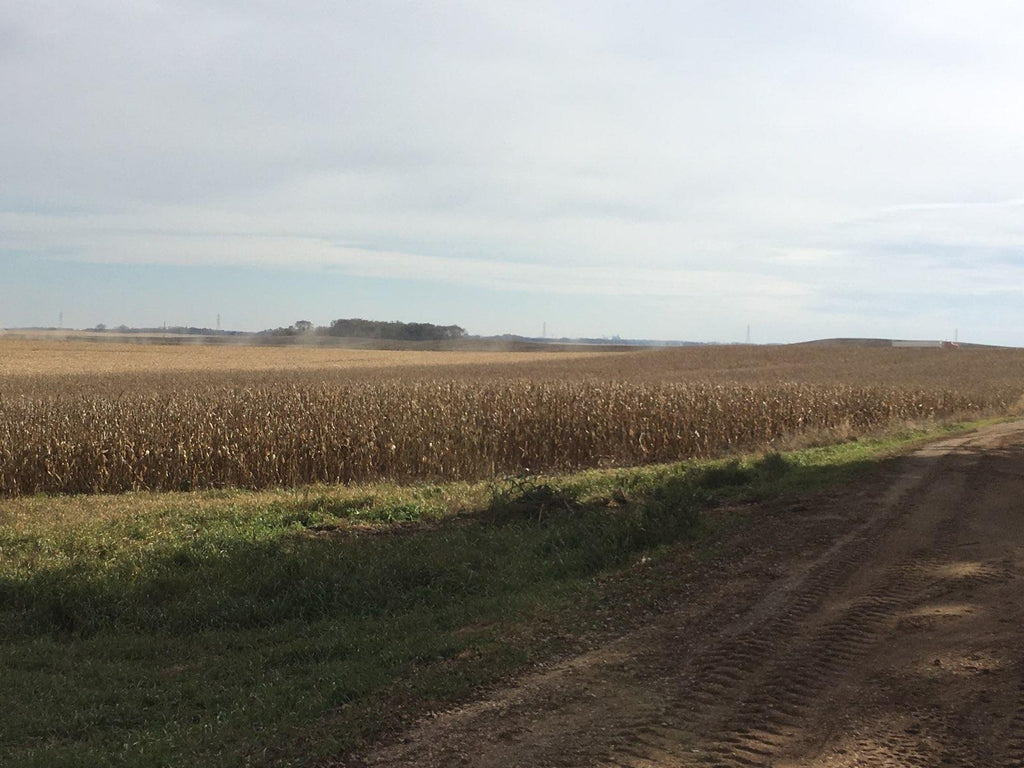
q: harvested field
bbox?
[0,337,603,377]
[4,336,1024,387]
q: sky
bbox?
[3,1,1024,344]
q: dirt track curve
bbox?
[349,421,1024,768]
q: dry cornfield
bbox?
[0,369,1013,496]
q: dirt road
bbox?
[352,421,1024,767]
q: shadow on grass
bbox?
[0,448,892,640]
[2,486,702,639]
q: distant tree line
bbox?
[325,318,467,340]
[264,318,467,341]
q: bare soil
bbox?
[346,421,1024,767]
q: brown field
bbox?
[1,338,1022,496]
[0,337,604,378]
[4,335,1024,386]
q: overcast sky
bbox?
[3,1,1023,343]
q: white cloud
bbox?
[835,198,1024,252]
[1,210,807,300]
[3,1,1024,342]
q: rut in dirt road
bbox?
[352,422,1024,768]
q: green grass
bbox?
[0,419,991,767]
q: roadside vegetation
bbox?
[0,420,990,767]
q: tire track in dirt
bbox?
[998,669,1024,768]
[600,431,991,767]
[692,520,977,763]
[349,422,1024,768]
[602,441,983,767]
[771,426,1024,768]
